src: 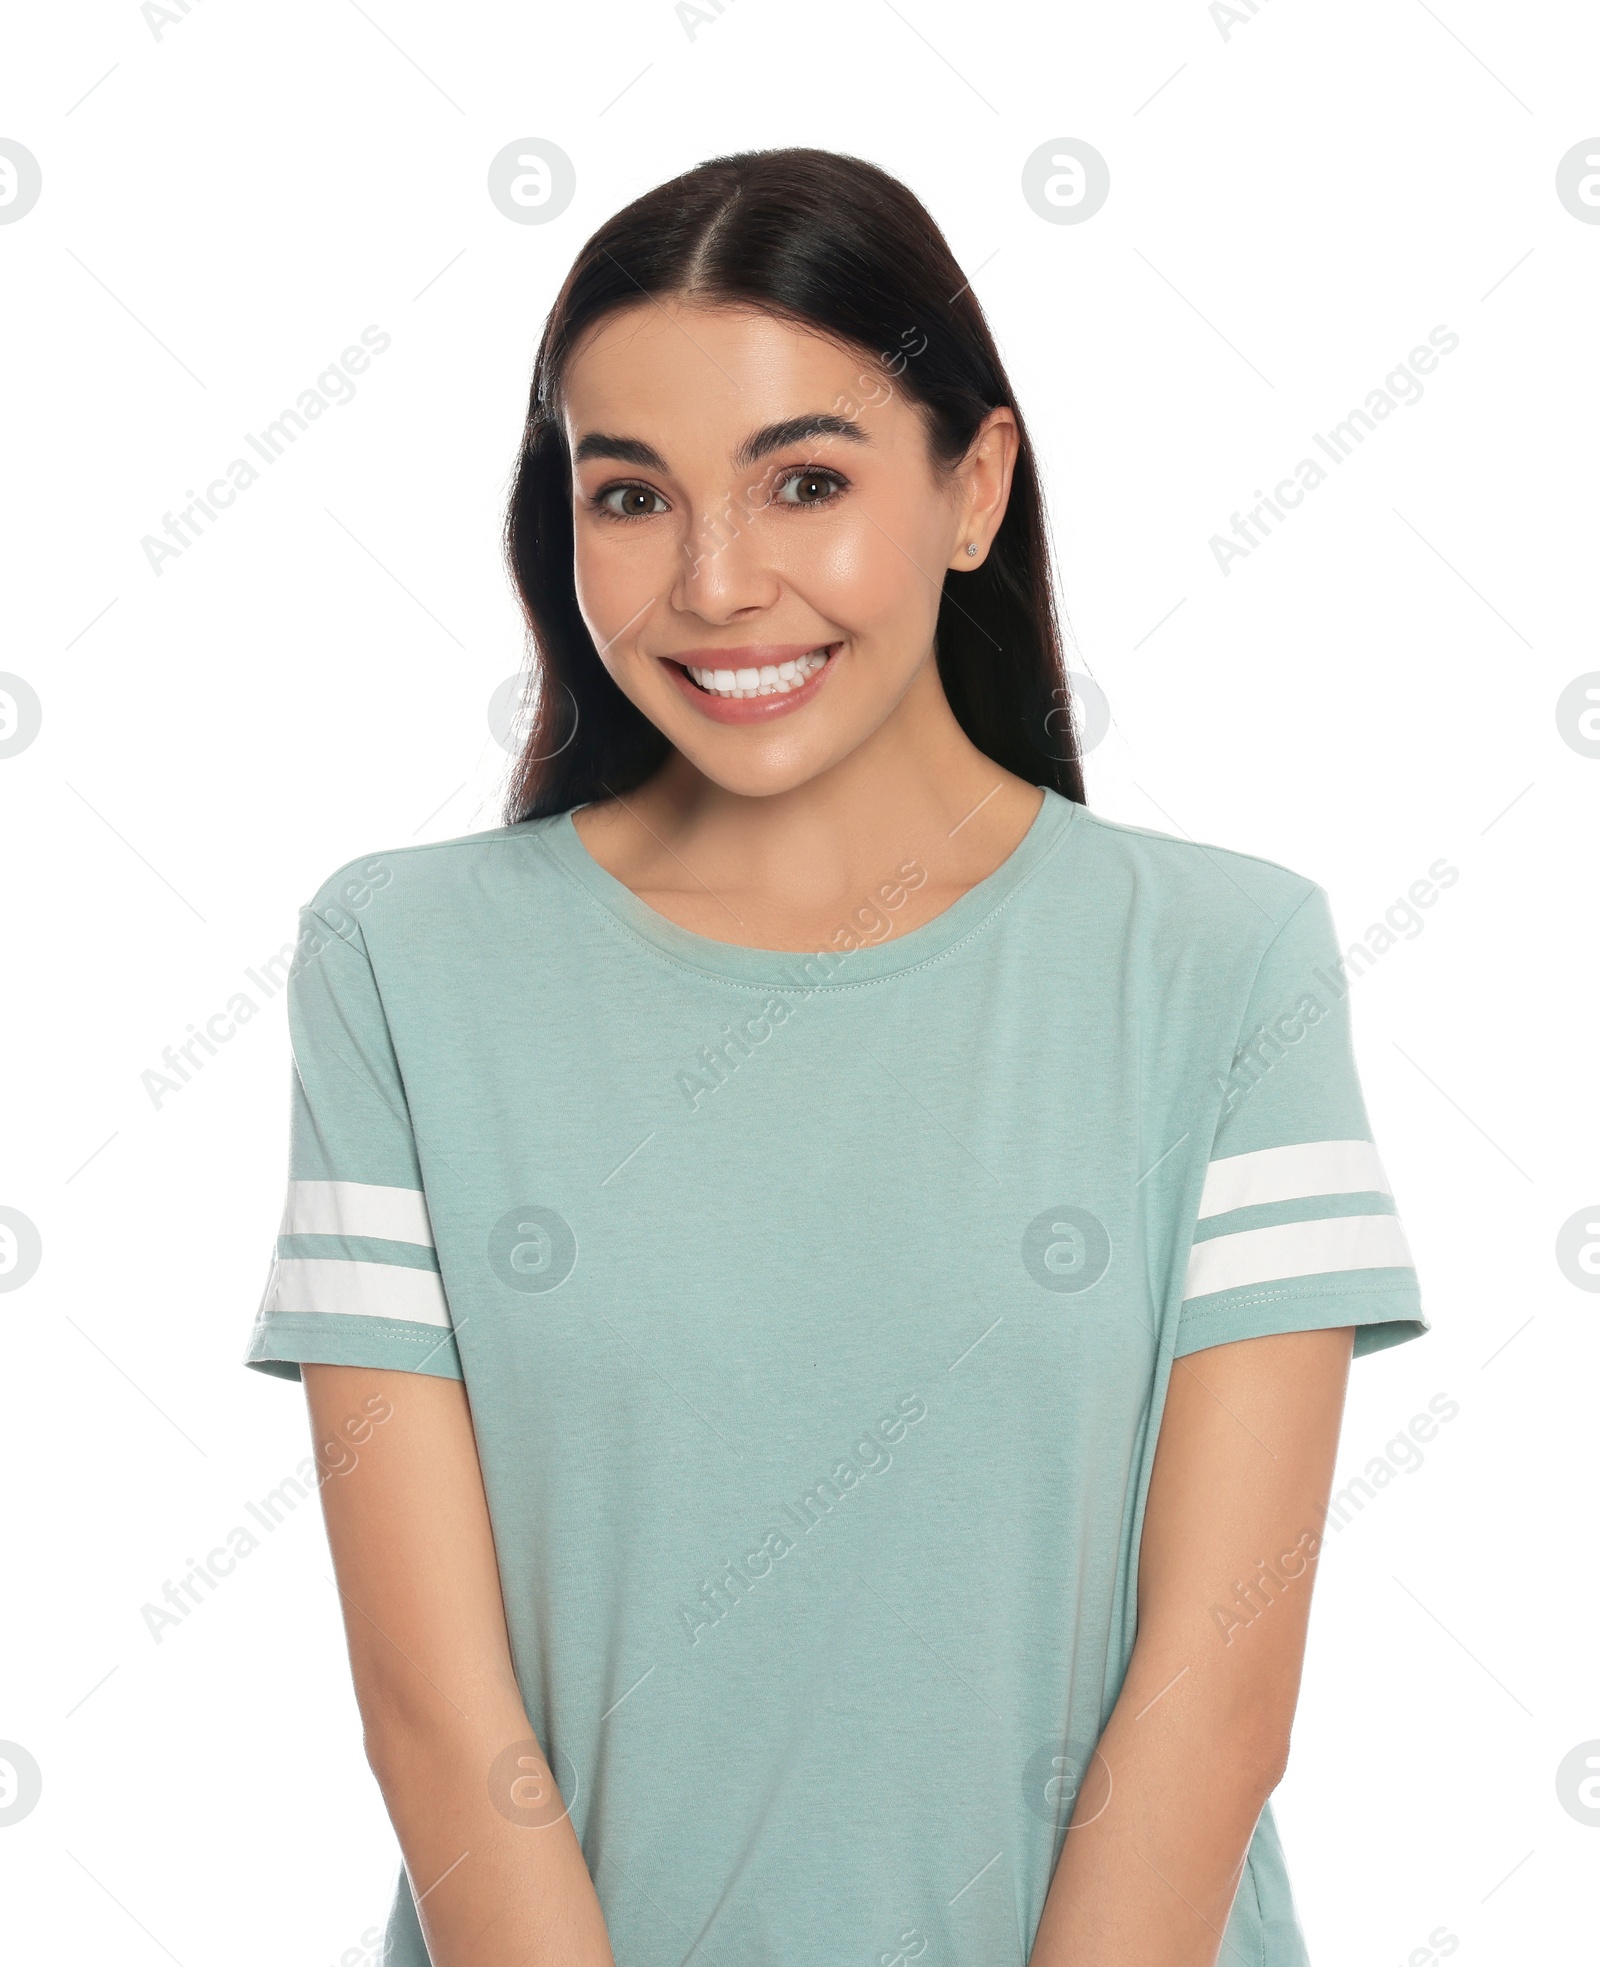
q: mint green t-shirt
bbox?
[246,788,1426,1966]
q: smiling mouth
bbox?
[677,646,837,700]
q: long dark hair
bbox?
[502,146,1083,823]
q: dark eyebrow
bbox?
[571,413,869,477]
[572,432,669,470]
[734,414,868,471]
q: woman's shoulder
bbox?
[1062,801,1325,947]
[298,815,572,937]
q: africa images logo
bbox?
[1022,1205,1112,1295]
[488,1206,578,1294]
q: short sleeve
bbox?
[1175,883,1429,1361]
[243,893,463,1384]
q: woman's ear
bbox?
[948,407,1020,571]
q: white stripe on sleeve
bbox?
[1184,1212,1413,1302]
[1197,1139,1391,1220]
[261,1256,452,1328]
[279,1179,434,1247]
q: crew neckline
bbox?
[539,786,1081,989]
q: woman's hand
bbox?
[304,1363,615,1967]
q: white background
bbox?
[3,2,1598,1962]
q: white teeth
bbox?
[685,648,833,699]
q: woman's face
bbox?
[560,300,1015,797]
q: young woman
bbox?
[247,148,1427,1967]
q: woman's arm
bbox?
[1029,1325,1354,1966]
[303,1364,615,1967]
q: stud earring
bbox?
[965,542,979,557]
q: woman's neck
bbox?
[569,655,1046,952]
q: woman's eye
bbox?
[773,467,846,507]
[598,483,668,518]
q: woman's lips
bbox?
[660,644,840,725]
